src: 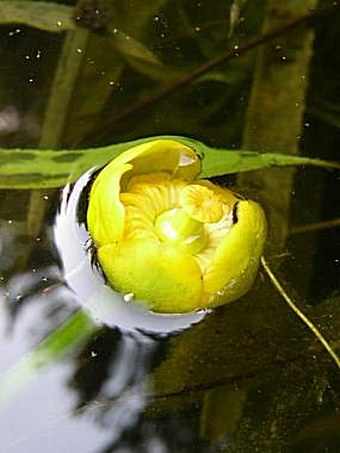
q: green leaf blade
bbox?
[0,136,338,189]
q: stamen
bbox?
[179,185,224,224]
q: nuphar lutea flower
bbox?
[87,139,267,313]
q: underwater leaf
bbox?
[58,1,172,145]
[239,0,318,251]
[64,37,127,146]
[0,135,339,189]
[39,27,91,148]
[107,0,170,38]
[0,310,96,405]
[110,30,171,81]
[0,1,74,32]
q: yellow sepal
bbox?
[98,240,203,313]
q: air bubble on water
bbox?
[113,28,118,34]
[56,21,62,27]
[194,26,201,32]
[90,350,98,358]
[43,195,49,200]
[8,28,22,36]
[24,55,31,61]
[123,292,134,303]
[76,48,83,54]
[109,81,115,86]
[28,78,34,83]
[154,15,160,22]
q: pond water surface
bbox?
[0,1,339,452]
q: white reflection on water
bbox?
[0,268,163,451]
[84,333,156,445]
[54,172,207,335]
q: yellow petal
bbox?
[203,199,267,307]
[87,139,200,247]
[87,163,131,246]
[113,139,200,189]
[98,240,203,313]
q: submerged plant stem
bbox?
[290,217,340,234]
[261,256,340,371]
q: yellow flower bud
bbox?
[87,139,267,313]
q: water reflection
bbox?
[0,186,339,452]
[0,182,209,451]
[0,1,339,449]
[70,330,156,447]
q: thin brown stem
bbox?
[290,218,340,234]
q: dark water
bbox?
[0,2,339,452]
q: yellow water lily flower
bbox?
[87,139,267,313]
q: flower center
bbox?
[155,184,224,254]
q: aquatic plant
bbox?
[87,138,267,313]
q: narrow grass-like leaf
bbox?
[0,1,74,32]
[0,136,339,189]
[110,30,170,81]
